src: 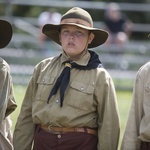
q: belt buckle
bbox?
[47,126,64,134]
[48,125,53,132]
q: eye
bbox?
[75,30,84,36]
[61,29,69,35]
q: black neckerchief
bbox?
[47,50,102,107]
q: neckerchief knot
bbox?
[65,62,71,68]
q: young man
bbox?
[13,7,120,150]
[121,61,150,150]
[0,19,17,150]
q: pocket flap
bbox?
[37,75,55,85]
[70,81,94,94]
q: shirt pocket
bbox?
[66,81,94,111]
[144,82,150,106]
[36,75,55,101]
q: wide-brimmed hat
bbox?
[0,19,12,48]
[42,7,108,48]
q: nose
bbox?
[69,32,75,38]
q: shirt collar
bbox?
[61,51,91,66]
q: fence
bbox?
[0,0,150,90]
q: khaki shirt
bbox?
[121,61,150,150]
[13,51,120,150]
[0,58,17,150]
[0,58,17,121]
[0,117,14,150]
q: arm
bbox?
[13,79,35,150]
[96,70,120,150]
[121,73,144,150]
[0,60,17,122]
[13,66,40,150]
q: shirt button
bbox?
[57,134,61,138]
[80,87,84,91]
[145,85,150,92]
[56,100,59,103]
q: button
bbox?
[56,100,59,103]
[145,84,150,92]
[42,79,45,82]
[80,87,84,91]
[57,134,61,138]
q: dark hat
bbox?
[42,7,108,48]
[0,19,12,48]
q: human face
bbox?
[60,25,91,58]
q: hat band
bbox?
[61,18,92,28]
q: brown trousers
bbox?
[33,126,98,150]
[140,141,150,150]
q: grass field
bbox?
[10,85,132,149]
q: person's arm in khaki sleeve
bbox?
[0,60,17,149]
[96,69,120,150]
[6,79,17,117]
[121,73,143,150]
[13,67,39,150]
[13,79,35,150]
[0,63,17,122]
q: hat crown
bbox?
[0,20,12,48]
[61,7,93,27]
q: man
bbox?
[13,7,120,150]
[0,19,17,150]
[121,60,150,150]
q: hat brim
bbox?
[42,23,108,48]
[0,20,12,48]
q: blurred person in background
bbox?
[38,8,62,55]
[121,35,150,150]
[104,2,133,48]
[0,19,17,150]
[13,7,120,150]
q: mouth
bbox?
[68,42,75,46]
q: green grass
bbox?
[10,85,26,130]
[10,85,132,149]
[117,90,132,149]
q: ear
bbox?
[88,32,95,44]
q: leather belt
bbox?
[40,125,97,136]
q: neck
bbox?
[64,49,88,61]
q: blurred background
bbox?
[0,0,150,149]
[0,0,149,89]
[0,0,150,90]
